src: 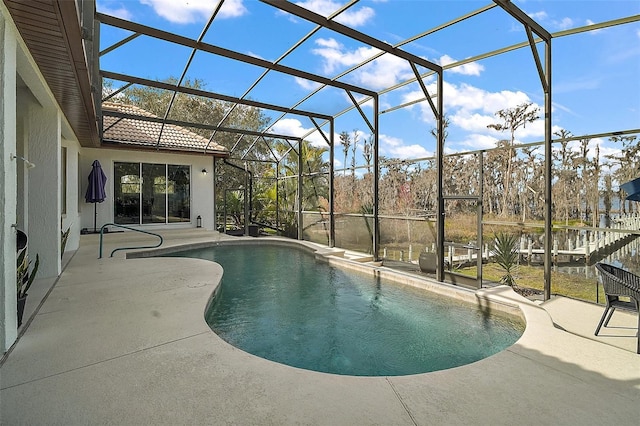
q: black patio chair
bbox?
[594,263,640,354]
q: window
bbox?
[114,162,190,225]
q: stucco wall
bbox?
[1,4,18,352]
[1,2,85,352]
[27,102,61,279]
[80,148,216,231]
[62,138,82,254]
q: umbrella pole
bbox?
[94,202,97,233]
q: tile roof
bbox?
[101,102,228,156]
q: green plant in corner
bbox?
[17,250,40,299]
[61,225,71,259]
[492,232,519,287]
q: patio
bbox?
[1,230,638,425]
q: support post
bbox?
[373,95,380,260]
[329,119,335,248]
[436,72,445,282]
[244,162,249,236]
[275,161,279,232]
[477,151,484,289]
[297,141,303,240]
[212,157,216,231]
[543,39,552,301]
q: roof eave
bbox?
[101,139,230,158]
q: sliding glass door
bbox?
[142,163,166,224]
[168,165,190,223]
[114,162,141,224]
[114,162,190,225]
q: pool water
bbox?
[170,244,524,376]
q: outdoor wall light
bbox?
[202,168,208,175]
[10,153,36,169]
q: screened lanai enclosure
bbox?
[94,0,640,303]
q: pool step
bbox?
[314,249,373,263]
[345,254,374,263]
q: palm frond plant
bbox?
[492,232,519,287]
[61,225,71,259]
[17,250,40,299]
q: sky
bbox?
[97,0,640,169]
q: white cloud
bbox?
[456,133,500,150]
[268,118,329,147]
[312,38,379,73]
[310,38,412,90]
[585,19,604,35]
[402,82,533,126]
[525,8,580,31]
[447,84,532,115]
[357,54,413,90]
[140,0,246,24]
[379,134,431,159]
[528,11,548,22]
[555,17,574,30]
[295,0,374,27]
[400,81,550,148]
[451,112,499,135]
[439,55,484,76]
[294,77,322,91]
[247,51,266,60]
[98,2,133,20]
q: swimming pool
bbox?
[169,243,523,376]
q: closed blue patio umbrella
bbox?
[620,176,640,202]
[85,160,107,233]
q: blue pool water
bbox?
[169,244,524,376]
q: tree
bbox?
[602,172,613,226]
[351,129,359,177]
[339,131,351,176]
[363,134,373,173]
[274,140,329,238]
[487,102,540,217]
[517,146,543,222]
[606,135,639,214]
[429,115,449,142]
[552,129,578,224]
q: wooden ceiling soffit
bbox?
[4,0,99,147]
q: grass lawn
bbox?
[455,263,603,303]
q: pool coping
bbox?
[130,236,545,353]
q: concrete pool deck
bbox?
[2,230,639,425]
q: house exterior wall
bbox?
[1,2,220,354]
[0,5,19,352]
[80,148,216,231]
[62,138,82,254]
[1,3,83,353]
[26,102,62,279]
